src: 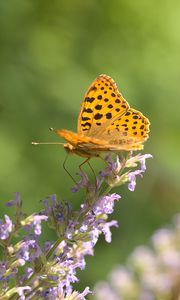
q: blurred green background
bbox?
[0,0,179,292]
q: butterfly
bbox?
[51,74,150,158]
[33,75,150,158]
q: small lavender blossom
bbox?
[98,153,152,191]
[19,267,33,285]
[126,153,152,191]
[100,155,121,178]
[71,171,90,193]
[100,220,118,243]
[6,191,21,207]
[0,214,13,240]
[125,153,153,169]
[128,169,143,191]
[92,194,120,215]
[16,239,42,262]
[22,214,48,236]
[16,286,31,300]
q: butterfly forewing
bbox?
[77,74,129,136]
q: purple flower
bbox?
[90,228,101,247]
[54,240,69,257]
[24,214,48,236]
[43,195,72,227]
[0,261,18,284]
[126,153,152,191]
[98,156,122,187]
[138,154,153,171]
[6,192,21,207]
[17,240,41,262]
[78,241,94,257]
[19,267,33,284]
[0,215,13,240]
[16,242,31,261]
[126,153,152,170]
[43,240,53,253]
[68,287,91,299]
[79,286,92,298]
[50,194,58,204]
[16,286,31,300]
[27,240,42,261]
[32,215,48,235]
[100,220,118,243]
[128,170,143,191]
[71,171,89,193]
[65,219,79,239]
[0,261,7,280]
[93,194,120,215]
[100,155,121,178]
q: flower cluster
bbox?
[0,153,152,299]
[94,214,180,300]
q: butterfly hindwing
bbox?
[89,108,150,151]
[102,108,150,141]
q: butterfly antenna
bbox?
[32,141,64,145]
[32,127,64,145]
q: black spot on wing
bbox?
[108,104,113,108]
[94,113,103,120]
[85,97,95,103]
[81,122,91,127]
[89,85,97,92]
[95,104,102,110]
[133,115,138,119]
[82,117,91,121]
[125,111,130,116]
[83,108,93,113]
[106,112,112,119]
[121,104,127,108]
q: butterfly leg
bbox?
[78,158,90,173]
[63,154,78,185]
[79,158,99,189]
